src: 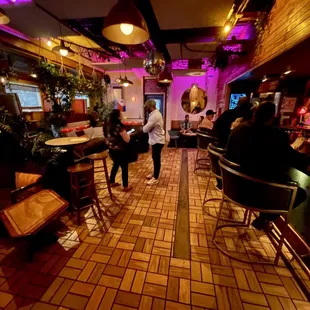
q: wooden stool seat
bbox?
[67,163,100,225]
[87,150,109,161]
[87,151,113,200]
[67,163,93,173]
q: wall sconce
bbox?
[131,96,136,102]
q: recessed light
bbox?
[284,70,292,75]
[186,71,205,76]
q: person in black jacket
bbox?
[226,101,308,230]
[212,97,252,147]
[212,97,253,190]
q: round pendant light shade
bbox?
[120,76,133,87]
[102,0,149,45]
[52,40,74,57]
[158,67,173,83]
[0,9,10,25]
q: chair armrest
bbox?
[11,180,42,204]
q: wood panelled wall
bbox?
[217,0,310,107]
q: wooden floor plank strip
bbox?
[173,149,191,260]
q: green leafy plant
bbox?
[35,62,78,112]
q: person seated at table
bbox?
[106,109,133,192]
[180,115,192,133]
[230,102,256,130]
[199,110,216,130]
[198,116,204,127]
[212,97,252,147]
[212,97,252,190]
[226,101,308,230]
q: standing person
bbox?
[180,115,192,133]
[143,100,165,186]
[199,110,216,130]
[106,109,133,192]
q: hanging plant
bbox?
[35,62,78,112]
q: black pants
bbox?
[109,149,128,187]
[152,144,164,179]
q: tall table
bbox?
[45,137,90,163]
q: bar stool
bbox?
[67,163,100,225]
[194,130,218,174]
[213,156,298,265]
[87,150,113,200]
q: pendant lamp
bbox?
[158,67,173,83]
[120,76,133,87]
[102,0,149,45]
[0,9,10,25]
[52,40,74,57]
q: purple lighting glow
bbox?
[0,0,32,5]
[172,60,188,70]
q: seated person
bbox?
[231,103,256,130]
[198,116,204,127]
[199,110,216,130]
[212,97,252,190]
[226,101,308,230]
[180,115,192,133]
[213,97,252,147]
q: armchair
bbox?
[0,172,42,209]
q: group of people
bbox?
[211,98,309,230]
[105,100,165,192]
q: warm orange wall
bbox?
[217,0,310,107]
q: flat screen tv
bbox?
[229,93,246,110]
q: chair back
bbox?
[219,156,298,214]
[196,130,218,150]
[207,143,225,179]
[168,130,180,138]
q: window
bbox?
[6,82,42,111]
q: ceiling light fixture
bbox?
[120,76,133,87]
[52,40,74,57]
[186,71,205,77]
[30,71,37,78]
[158,67,173,83]
[47,39,52,47]
[284,69,292,75]
[262,75,268,82]
[0,8,10,25]
[223,24,231,33]
[102,0,150,45]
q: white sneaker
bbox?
[147,177,159,186]
[146,174,153,180]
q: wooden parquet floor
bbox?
[0,147,309,309]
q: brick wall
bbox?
[217,0,310,107]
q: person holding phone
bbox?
[143,100,165,186]
[106,109,133,192]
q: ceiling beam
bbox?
[162,27,222,44]
[0,30,102,75]
[134,0,171,62]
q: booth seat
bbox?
[171,120,200,131]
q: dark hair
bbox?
[254,102,276,124]
[185,114,189,117]
[104,109,122,136]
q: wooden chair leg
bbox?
[103,159,113,200]
[74,174,81,226]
